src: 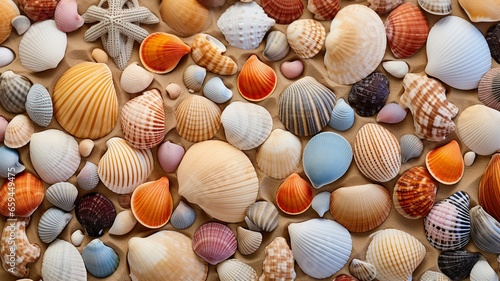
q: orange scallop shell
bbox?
[479,153,500,221]
[139,32,191,74]
[261,0,303,24]
[131,176,173,229]
[0,0,19,44]
[237,55,277,102]
[276,173,313,215]
[0,172,44,217]
[425,140,464,185]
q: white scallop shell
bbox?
[457,104,500,156]
[470,257,498,281]
[25,83,53,127]
[236,226,262,255]
[38,207,73,244]
[120,62,154,94]
[400,134,424,163]
[45,182,78,211]
[203,77,233,104]
[170,201,196,230]
[76,161,99,190]
[4,114,34,149]
[349,259,376,281]
[0,47,15,67]
[311,191,331,217]
[382,60,409,78]
[183,64,206,93]
[108,210,137,236]
[70,229,84,247]
[217,259,258,281]
[41,239,87,281]
[328,98,355,131]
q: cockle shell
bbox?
[0,0,19,44]
[54,0,84,32]
[259,237,296,281]
[256,129,301,180]
[139,32,191,74]
[30,129,80,184]
[420,270,451,281]
[192,222,237,265]
[487,24,500,64]
[382,60,409,78]
[191,34,237,75]
[45,182,78,211]
[280,59,304,80]
[425,16,491,90]
[25,83,53,127]
[0,71,32,114]
[324,4,386,85]
[160,0,208,37]
[157,141,185,173]
[288,219,352,279]
[348,72,390,117]
[41,239,87,281]
[349,259,376,281]
[479,153,500,222]
[367,0,403,14]
[400,134,423,163]
[328,98,355,131]
[0,217,40,278]
[131,177,173,229]
[438,250,480,281]
[175,95,221,142]
[204,77,232,104]
[470,257,498,281]
[425,140,464,185]
[262,30,289,62]
[470,205,500,254]
[0,47,14,67]
[0,146,25,177]
[217,259,258,281]
[81,239,119,278]
[170,201,196,230]
[120,62,154,94]
[424,191,471,250]
[109,210,137,235]
[307,0,341,20]
[221,101,273,150]
[166,82,182,99]
[287,19,325,59]
[38,207,72,243]
[399,73,458,142]
[53,62,118,139]
[459,0,500,22]
[75,192,116,237]
[4,114,34,149]
[177,140,259,223]
[18,0,59,21]
[261,0,303,24]
[366,229,426,281]
[376,103,407,124]
[312,191,330,217]
[478,67,500,111]
[217,1,275,50]
[236,227,262,255]
[183,64,206,93]
[418,0,451,15]
[0,172,43,217]
[276,173,313,215]
[237,55,277,101]
[246,201,279,232]
[76,161,99,190]
[457,104,500,156]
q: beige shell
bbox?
[45,182,78,211]
[183,64,206,93]
[191,33,237,75]
[41,239,87,281]
[259,237,296,281]
[456,104,500,156]
[160,0,209,37]
[4,114,34,149]
[109,210,137,236]
[459,0,500,22]
[236,227,262,255]
[368,0,403,14]
[349,259,376,281]
[120,62,154,94]
[418,0,452,15]
[217,259,258,281]
[287,19,325,59]
[175,95,221,142]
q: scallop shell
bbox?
[0,172,43,217]
[349,259,376,281]
[54,0,84,33]
[262,30,289,62]
[221,101,273,150]
[41,239,87,281]
[420,270,451,281]
[478,67,500,111]
[261,0,303,24]
[303,132,353,188]
[53,62,118,139]
[458,0,500,22]
[170,201,196,230]
[425,16,491,90]
[324,4,386,85]
[288,218,352,279]
[479,153,500,222]
[348,72,390,117]
[278,76,336,136]
[139,32,191,74]
[4,114,34,149]
[157,141,185,173]
[25,83,53,127]
[457,104,500,156]
[203,77,233,104]
[177,140,259,223]
[217,259,258,281]
[217,1,275,50]
[75,192,116,237]
[307,0,341,20]
[424,191,471,250]
[30,129,80,184]
[98,137,154,194]
[237,55,277,101]
[330,184,391,232]
[109,210,137,235]
[191,34,237,75]
[470,205,500,254]
[18,0,58,21]
[425,140,464,185]
[120,62,154,94]
[0,70,32,114]
[328,98,355,131]
[175,95,221,142]
[45,182,78,211]
[183,64,206,93]
[470,257,498,281]
[11,15,30,36]
[79,139,94,157]
[0,0,19,44]
[486,24,500,64]
[366,229,426,281]
[160,0,208,37]
[192,222,237,265]
[438,250,480,281]
[81,239,119,278]
[71,230,84,247]
[280,59,304,80]
[236,227,262,255]
[128,230,208,281]
[19,20,66,72]
[382,60,409,78]
[312,191,330,217]
[276,173,313,215]
[0,145,25,177]
[38,207,73,244]
[367,0,403,14]
[418,0,451,15]
[259,237,296,281]
[287,19,325,59]
[399,134,423,163]
[400,73,459,142]
[131,177,173,229]
[376,103,407,124]
[246,201,279,232]
[76,161,99,190]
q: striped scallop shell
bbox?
[41,239,87,281]
[38,207,73,243]
[349,259,376,281]
[276,173,313,215]
[367,0,402,14]
[81,239,119,278]
[25,83,52,127]
[175,95,221,142]
[261,0,303,24]
[76,161,99,190]
[236,227,262,255]
[479,153,500,222]
[0,70,32,114]
[109,210,137,235]
[191,34,237,75]
[131,177,173,229]
[237,55,277,101]
[76,192,116,237]
[4,114,34,149]
[328,98,355,132]
[470,205,500,254]
[160,0,208,37]
[478,67,500,111]
[45,182,78,211]
[0,172,44,217]
[217,259,258,281]
[170,201,196,230]
[438,250,480,281]
[260,237,296,280]
[256,129,301,180]
[192,222,237,265]
[0,0,19,44]
[420,270,451,281]
[246,201,279,232]
[307,0,341,20]
[457,104,500,156]
[400,134,424,163]
[425,140,464,185]
[262,30,289,62]
[98,137,154,194]
[287,19,325,59]
[418,0,451,15]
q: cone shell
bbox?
[262,30,289,62]
[41,239,87,281]
[0,71,32,114]
[4,114,34,149]
[120,62,154,94]
[400,134,424,163]
[217,259,258,281]
[157,141,185,173]
[18,0,58,21]
[479,153,500,222]
[11,15,30,36]
[470,205,500,254]
[329,98,355,131]
[287,19,325,59]
[367,0,402,14]
[237,55,277,101]
[348,73,390,117]
[459,0,500,22]
[420,270,451,281]
[276,173,313,215]
[324,4,386,85]
[109,210,137,235]
[0,145,25,177]
[486,24,500,64]
[0,0,19,44]
[53,62,118,139]
[438,250,480,281]
[81,239,119,278]
[25,83,52,127]
[425,140,464,185]
[457,104,500,156]
[349,259,376,281]
[0,172,43,217]
[183,64,206,93]
[170,201,196,230]
[54,0,84,33]
[246,201,279,232]
[191,34,237,75]
[177,140,259,223]
[261,0,303,24]
[259,237,296,281]
[418,0,451,15]
[131,177,173,229]
[307,0,340,20]
[139,32,191,74]
[192,222,237,265]
[160,0,208,37]
[175,95,221,142]
[236,227,262,255]
[75,192,116,237]
[256,129,301,180]
[76,161,99,190]
[478,67,500,111]
[45,182,78,211]
[38,207,72,244]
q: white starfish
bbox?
[82,0,159,70]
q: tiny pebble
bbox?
[91,48,108,63]
[166,83,182,100]
[464,151,476,167]
[71,229,85,247]
[79,139,94,157]
[280,60,304,79]
[118,194,131,209]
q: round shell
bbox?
[348,72,390,117]
[0,172,44,217]
[457,104,500,156]
[170,201,196,230]
[38,207,72,244]
[260,237,296,280]
[437,250,480,281]
[119,62,154,94]
[486,24,500,64]
[328,98,355,131]
[109,210,137,236]
[376,103,407,124]
[0,70,32,114]
[183,64,206,93]
[470,205,500,254]
[54,0,84,33]
[4,114,34,149]
[45,182,78,211]
[261,0,303,24]
[175,95,221,142]
[192,222,237,265]
[203,76,232,104]
[76,161,100,190]
[349,259,377,281]
[25,83,53,127]
[418,0,451,15]
[276,173,313,215]
[131,177,173,229]
[237,55,277,101]
[157,141,185,174]
[18,0,58,21]
[425,140,464,185]
[262,30,289,62]
[75,192,116,237]
[307,0,341,20]
[160,0,209,37]
[368,0,403,14]
[41,239,87,281]
[400,134,424,163]
[287,19,325,59]
[0,0,19,44]
[458,0,500,22]
[139,32,191,74]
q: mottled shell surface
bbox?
[192,222,237,265]
[479,153,500,222]
[41,239,86,281]
[246,201,279,232]
[25,83,52,127]
[307,0,340,20]
[425,140,464,185]
[470,205,500,254]
[349,259,376,281]
[478,67,500,111]
[139,32,191,74]
[259,237,296,281]
[175,95,221,142]
[237,55,277,101]
[261,0,303,24]
[459,0,500,22]
[160,0,208,37]
[457,104,500,156]
[131,177,173,229]
[0,0,19,44]
[18,0,58,21]
[191,34,237,75]
[348,73,389,117]
[75,192,116,237]
[438,250,480,281]
[287,19,325,59]
[0,71,32,114]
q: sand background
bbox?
[0,0,499,280]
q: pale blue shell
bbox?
[82,239,119,278]
[0,146,25,177]
[328,98,354,131]
[203,77,232,104]
[170,201,196,229]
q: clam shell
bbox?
[4,114,34,149]
[382,60,409,78]
[19,0,58,21]
[470,257,498,281]
[457,104,500,155]
[420,270,451,281]
[192,222,237,265]
[425,16,491,90]
[41,239,87,281]
[175,95,221,142]
[81,239,119,278]
[38,207,73,244]
[328,98,355,131]
[246,201,279,232]
[54,0,84,33]
[170,201,196,230]
[25,83,53,127]
[367,0,403,14]
[160,0,208,37]
[236,227,262,255]
[348,72,389,117]
[109,210,137,236]
[131,177,173,229]
[324,4,386,85]
[76,161,99,190]
[237,55,277,101]
[307,0,341,20]
[221,101,273,150]
[191,34,237,75]
[45,182,78,211]
[217,259,258,281]
[71,229,84,247]
[479,153,500,222]
[262,30,289,62]
[11,15,29,36]
[19,20,66,72]
[312,191,330,217]
[0,47,15,67]
[287,19,325,59]
[119,62,154,94]
[183,64,206,93]
[261,0,303,24]
[0,172,43,217]
[470,205,500,254]
[478,67,500,111]
[203,76,232,104]
[79,139,94,157]
[425,140,464,185]
[330,184,391,232]
[259,237,296,280]
[418,0,451,15]
[166,82,182,99]
[349,259,376,281]
[376,103,407,124]
[486,24,500,64]
[0,145,25,177]
[0,71,32,114]
[303,132,352,188]
[276,173,313,215]
[0,0,19,44]
[400,134,423,163]
[280,59,304,80]
[157,141,185,173]
[177,140,259,223]
[288,218,352,279]
[459,0,500,22]
[139,32,191,74]
[438,250,480,281]
[75,192,116,237]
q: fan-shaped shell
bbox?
[348,72,390,117]
[53,62,118,139]
[119,62,154,94]
[41,239,87,281]
[0,0,19,44]
[0,172,44,217]
[175,95,221,142]
[157,141,185,173]
[76,161,99,190]
[367,0,403,14]
[457,104,500,156]
[262,30,289,62]
[458,0,500,22]
[170,201,196,230]
[160,0,208,37]
[191,34,237,75]
[470,205,500,254]
[260,237,296,280]
[177,140,259,223]
[0,145,25,177]
[75,192,116,237]
[4,114,34,149]
[54,0,84,33]
[349,259,376,281]
[307,0,341,20]
[45,182,78,211]
[81,239,119,278]
[425,140,464,185]
[25,83,52,127]
[131,177,173,229]
[324,4,386,85]
[486,24,500,64]
[0,70,32,114]
[18,0,58,21]
[256,129,301,180]
[203,77,232,104]
[400,134,423,163]
[438,250,480,281]
[287,19,325,59]
[236,227,262,255]
[246,201,279,232]
[139,32,191,74]
[261,0,303,24]
[478,67,500,111]
[192,222,237,265]
[329,98,355,131]
[479,153,500,222]
[217,259,258,281]
[237,55,277,101]
[109,210,137,235]
[418,0,451,15]
[276,173,313,215]
[38,207,72,243]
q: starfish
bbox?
[82,0,159,70]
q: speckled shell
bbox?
[486,24,500,64]
[307,0,340,20]
[425,140,464,185]
[191,34,237,75]
[160,0,208,37]
[0,0,19,44]
[175,95,221,142]
[287,19,325,59]
[76,161,99,190]
[192,222,237,265]
[276,173,313,215]
[18,0,59,21]
[367,0,403,14]
[400,134,424,163]
[109,210,137,235]
[471,257,498,281]
[217,259,258,281]
[75,192,116,237]
[470,205,500,254]
[54,0,84,33]
[139,32,191,74]
[349,259,376,281]
[131,177,173,229]
[418,0,451,15]
[246,201,279,232]
[25,83,53,127]
[4,114,34,149]
[45,182,78,211]
[458,104,500,156]
[348,73,389,117]
[0,71,32,114]
[0,172,43,217]
[478,67,500,111]
[41,239,87,281]
[81,239,119,278]
[328,98,355,131]
[479,153,500,222]
[38,207,72,243]
[259,237,296,281]
[459,0,500,22]
[120,62,154,94]
[170,201,196,230]
[438,250,480,281]
[261,0,303,24]
[237,55,277,101]
[262,30,289,62]
[236,227,262,255]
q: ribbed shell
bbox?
[287,19,325,59]
[38,207,72,244]
[367,0,403,14]
[160,0,208,37]
[470,205,500,254]
[183,64,206,93]
[45,182,78,211]
[75,192,116,237]
[486,24,500,63]
[260,237,296,280]
[425,140,464,185]
[438,250,480,281]
[0,0,19,44]
[191,34,237,75]
[76,161,99,190]
[400,134,424,163]
[262,30,289,62]
[217,259,258,281]
[25,83,52,127]
[0,71,32,114]
[175,95,221,142]
[349,259,376,281]
[256,129,301,180]
[470,257,498,281]
[479,153,500,222]
[203,77,232,104]
[4,114,34,149]
[420,270,451,281]
[478,67,500,111]
[236,227,262,255]
[170,201,196,230]
[81,239,119,278]
[192,222,237,265]
[131,177,173,229]
[457,104,500,156]
[237,55,277,101]
[0,172,44,217]
[307,0,341,20]
[328,98,355,131]
[348,72,390,117]
[276,173,313,215]
[246,201,279,232]
[261,0,303,24]
[41,239,87,281]
[139,32,191,74]
[418,0,451,15]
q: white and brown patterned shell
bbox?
[191,34,237,75]
[175,95,221,142]
[287,19,325,59]
[259,237,296,281]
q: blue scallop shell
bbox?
[82,239,119,278]
[328,98,355,132]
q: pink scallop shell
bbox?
[157,141,185,173]
[192,222,237,265]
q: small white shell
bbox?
[45,182,78,211]
[236,226,262,255]
[120,62,154,94]
[382,60,409,78]
[183,65,206,93]
[0,47,15,67]
[109,210,137,235]
[11,15,30,35]
[170,201,196,230]
[311,191,331,217]
[4,114,34,149]
[76,161,99,190]
[464,151,476,167]
[470,257,498,281]
[91,48,108,63]
[71,229,84,247]
[41,239,87,281]
[203,77,233,104]
[400,134,424,163]
[25,83,53,127]
[38,207,73,244]
[78,139,94,157]
[217,259,258,281]
[349,259,377,281]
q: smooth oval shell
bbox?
[170,201,196,230]
[479,153,500,222]
[166,82,182,99]
[280,60,304,80]
[236,227,262,255]
[459,0,500,22]
[203,76,232,104]
[0,0,20,44]
[400,134,424,163]
[328,98,355,131]
[470,205,500,254]
[175,95,221,142]
[262,30,289,61]
[192,222,237,265]
[160,0,208,37]
[307,0,341,20]
[75,192,116,237]
[426,140,464,185]
[287,19,325,59]
[139,32,191,74]
[478,67,500,111]
[217,259,258,281]
[0,145,25,177]
[0,71,32,114]
[109,210,137,235]
[191,34,237,75]
[81,239,119,278]
[157,141,185,173]
[25,83,53,127]
[382,60,409,78]
[0,172,44,217]
[45,182,78,211]
[131,176,173,229]
[438,250,480,281]
[237,55,277,101]
[183,64,206,93]
[457,104,500,156]
[0,47,15,67]
[348,72,390,117]
[38,207,72,244]
[76,161,99,190]
[418,0,451,15]
[259,237,296,280]
[349,259,376,281]
[376,103,407,124]
[261,0,303,24]
[246,201,279,232]
[4,114,34,149]
[54,0,84,33]
[41,239,87,281]
[120,62,154,94]
[276,173,313,215]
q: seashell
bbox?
[79,139,94,157]
[131,177,173,229]
[237,55,277,101]
[487,24,500,64]
[418,0,451,15]
[330,184,391,232]
[18,0,58,21]
[203,77,233,104]
[178,140,259,223]
[0,145,25,177]
[4,114,34,149]
[280,59,304,80]
[191,34,237,75]
[160,0,208,37]
[382,60,409,78]
[400,73,458,142]
[307,0,341,20]
[166,82,182,99]
[459,0,500,22]
[0,116,7,142]
[0,217,40,278]
[349,259,376,281]
[41,239,87,281]
[217,1,275,50]
[38,207,72,243]
[0,172,43,217]
[221,101,273,150]
[287,19,325,59]
[426,140,464,186]
[109,210,137,235]
[217,259,258,281]
[170,201,196,230]
[303,132,352,188]
[175,95,221,142]
[259,237,296,280]
[276,173,313,215]
[91,48,108,63]
[424,191,471,250]
[328,98,356,132]
[479,153,500,222]
[261,0,303,24]
[376,103,407,124]
[71,229,84,247]
[289,218,352,279]
[366,228,426,281]
[245,216,261,232]
[0,47,15,67]
[457,104,500,156]
[81,239,119,278]
[400,134,423,164]
[120,63,154,94]
[246,201,279,232]
[54,0,83,32]
[236,227,262,255]
[139,32,191,74]
[479,67,500,111]
[157,141,185,173]
[470,205,500,254]
[312,191,330,217]
[324,4,386,85]
[19,20,66,72]
[98,137,154,194]
[192,222,237,265]
[11,15,30,35]
[183,64,206,93]
[470,257,498,281]
[420,270,451,281]
[30,129,80,184]
[76,161,99,190]
[354,123,401,182]
[464,151,476,167]
[53,62,118,139]
[367,0,403,14]
[197,0,225,7]
[0,0,20,44]
[333,275,360,281]
[75,192,116,237]
[25,83,53,127]
[438,250,480,281]
[348,72,390,117]
[393,166,438,219]
[118,194,131,209]
[262,31,289,62]
[385,3,429,59]
[0,71,32,114]
[425,16,491,90]
[278,76,336,136]
[45,182,78,211]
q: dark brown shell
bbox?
[348,72,389,117]
[486,23,500,64]
[76,192,116,237]
[438,250,480,281]
[19,0,60,21]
